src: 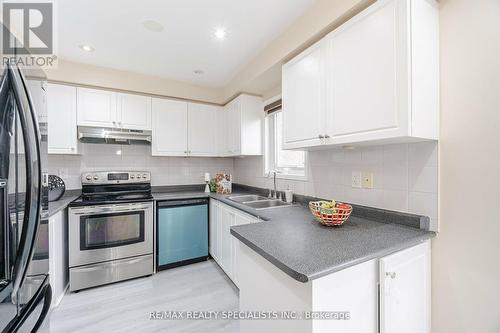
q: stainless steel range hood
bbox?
[77,126,152,145]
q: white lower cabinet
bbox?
[209,200,260,286]
[237,238,431,333]
[48,210,69,308]
[379,241,431,333]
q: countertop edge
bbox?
[231,227,435,283]
[230,229,310,282]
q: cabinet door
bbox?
[117,93,152,130]
[47,84,78,154]
[49,211,68,307]
[228,101,241,155]
[220,208,234,275]
[76,87,117,128]
[209,201,215,257]
[220,101,240,156]
[188,103,219,156]
[231,211,256,287]
[282,40,326,149]
[151,98,188,156]
[380,241,431,333]
[326,0,408,142]
[220,105,230,156]
[215,202,222,261]
[209,200,220,261]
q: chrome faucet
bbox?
[267,170,281,199]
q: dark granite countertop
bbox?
[47,190,81,218]
[228,199,435,282]
[48,184,435,283]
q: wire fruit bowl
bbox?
[309,201,353,227]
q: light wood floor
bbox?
[41,260,240,333]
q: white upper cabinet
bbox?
[47,84,79,154]
[221,99,241,156]
[187,103,219,156]
[117,93,152,130]
[282,0,439,149]
[379,241,431,333]
[282,40,326,149]
[152,99,220,157]
[151,98,188,156]
[77,87,117,128]
[219,94,262,157]
[326,0,405,139]
[77,87,152,130]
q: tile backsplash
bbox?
[234,142,439,231]
[48,144,234,190]
[50,141,438,230]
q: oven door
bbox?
[68,202,153,267]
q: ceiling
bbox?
[57,0,316,88]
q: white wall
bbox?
[47,59,223,104]
[234,141,439,230]
[48,144,234,189]
[433,0,500,332]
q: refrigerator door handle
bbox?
[7,64,43,298]
[0,68,15,301]
[2,274,52,333]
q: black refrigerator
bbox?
[0,39,52,331]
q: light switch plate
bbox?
[351,171,362,188]
[362,172,374,189]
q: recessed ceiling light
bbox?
[143,20,164,32]
[213,27,227,40]
[79,44,95,52]
[193,69,204,75]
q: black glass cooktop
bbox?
[68,183,153,207]
[69,193,154,207]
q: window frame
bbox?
[263,97,308,181]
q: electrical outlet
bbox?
[351,171,362,188]
[362,172,374,189]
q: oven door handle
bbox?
[71,204,152,215]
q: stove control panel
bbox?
[81,171,151,185]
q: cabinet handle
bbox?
[386,272,397,279]
[318,134,324,139]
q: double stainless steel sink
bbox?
[228,195,292,210]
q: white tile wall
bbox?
[234,142,439,231]
[50,141,438,230]
[48,144,234,189]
